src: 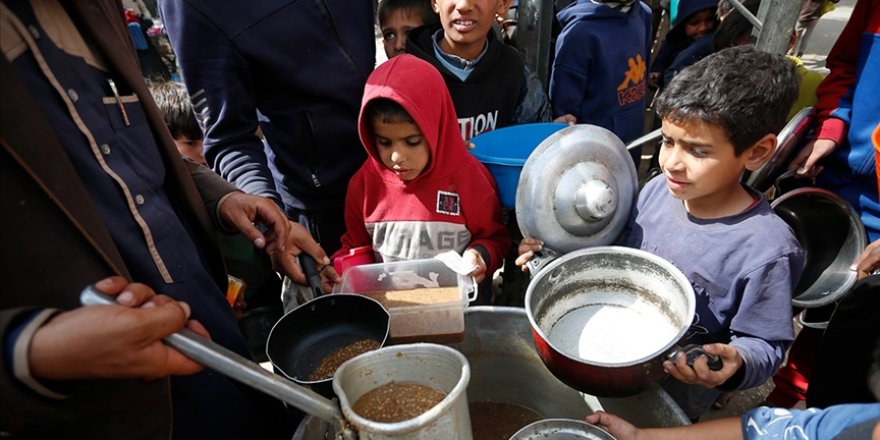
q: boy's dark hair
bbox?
[712,0,760,51]
[149,81,202,141]
[364,98,415,125]
[378,0,438,27]
[654,45,799,156]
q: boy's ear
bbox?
[495,0,512,16]
[432,0,439,13]
[743,133,777,171]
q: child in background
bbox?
[149,80,284,359]
[710,1,823,122]
[518,46,805,419]
[661,0,752,88]
[649,0,718,89]
[379,0,438,59]
[333,54,511,304]
[406,0,573,140]
[149,81,206,165]
[549,0,652,150]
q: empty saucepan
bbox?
[771,187,867,309]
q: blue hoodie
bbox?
[549,1,652,144]
[651,0,718,82]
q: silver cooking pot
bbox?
[771,187,867,309]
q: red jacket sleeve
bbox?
[464,164,512,275]
[332,170,372,262]
[812,0,878,143]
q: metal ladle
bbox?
[80,286,357,440]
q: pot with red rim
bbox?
[525,246,720,397]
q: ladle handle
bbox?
[79,285,346,430]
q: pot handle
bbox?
[79,285,355,438]
[466,277,479,302]
[667,344,723,371]
[526,247,561,275]
[296,214,326,298]
[625,128,662,151]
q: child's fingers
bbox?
[515,250,534,267]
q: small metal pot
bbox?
[509,419,616,440]
[526,247,703,397]
[333,343,473,440]
[771,187,867,308]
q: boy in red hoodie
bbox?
[333,55,511,303]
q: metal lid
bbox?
[509,418,617,440]
[516,125,638,253]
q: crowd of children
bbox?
[151,0,876,433]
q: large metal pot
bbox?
[526,247,700,397]
[292,307,690,439]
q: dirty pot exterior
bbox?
[332,343,472,439]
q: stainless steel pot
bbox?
[292,307,690,439]
[333,344,472,439]
[771,187,867,308]
[526,247,702,397]
[509,419,615,440]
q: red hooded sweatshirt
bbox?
[334,55,510,274]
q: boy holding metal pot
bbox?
[518,46,805,419]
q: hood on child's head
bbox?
[358,54,470,183]
[670,0,718,35]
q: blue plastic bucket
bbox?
[469,123,568,208]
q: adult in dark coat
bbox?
[159,0,376,255]
[0,0,329,438]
